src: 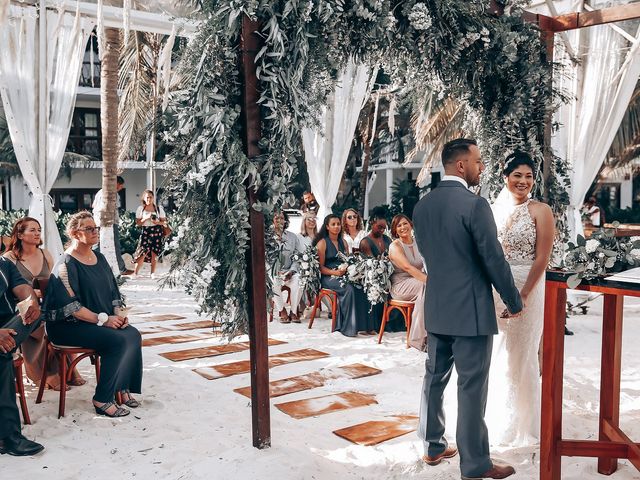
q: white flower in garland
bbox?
[408,3,432,31]
[631,249,640,259]
[585,239,600,253]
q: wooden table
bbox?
[541,271,640,479]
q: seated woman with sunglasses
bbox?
[314,214,375,337]
[3,217,84,390]
[43,211,143,417]
[341,209,366,254]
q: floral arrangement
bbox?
[361,255,396,307]
[292,245,321,299]
[161,0,563,336]
[564,223,640,288]
[333,252,365,287]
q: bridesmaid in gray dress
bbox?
[388,214,427,331]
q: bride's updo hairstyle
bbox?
[502,151,536,177]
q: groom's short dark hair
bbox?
[441,138,477,167]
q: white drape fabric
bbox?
[0,5,94,259]
[302,60,375,221]
[552,15,640,241]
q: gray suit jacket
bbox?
[413,180,522,336]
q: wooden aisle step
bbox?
[333,415,419,446]
[193,348,330,380]
[135,313,187,322]
[160,338,287,362]
[234,363,381,398]
[275,391,377,419]
[138,320,220,335]
[142,332,217,347]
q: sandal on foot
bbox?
[94,402,130,417]
[119,391,140,408]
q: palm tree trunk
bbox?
[99,27,121,273]
[358,103,375,215]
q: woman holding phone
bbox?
[133,190,167,278]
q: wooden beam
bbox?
[559,440,629,458]
[553,3,640,32]
[240,15,271,449]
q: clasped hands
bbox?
[103,315,129,329]
[499,291,528,319]
[0,298,40,353]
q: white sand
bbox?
[7,269,640,480]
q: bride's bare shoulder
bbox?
[529,200,553,221]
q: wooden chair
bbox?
[13,353,30,425]
[378,299,414,347]
[35,338,102,419]
[308,288,338,332]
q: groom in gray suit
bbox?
[412,138,523,479]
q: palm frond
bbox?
[118,30,160,164]
[409,94,465,184]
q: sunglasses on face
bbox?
[346,215,357,220]
[78,227,100,233]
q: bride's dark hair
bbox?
[503,151,536,177]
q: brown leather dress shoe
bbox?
[461,463,515,479]
[422,445,458,466]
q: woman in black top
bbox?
[314,214,374,337]
[44,211,142,418]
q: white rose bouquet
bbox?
[292,245,321,299]
[564,223,640,288]
[333,252,365,287]
[361,254,395,307]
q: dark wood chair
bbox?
[35,338,103,419]
[377,299,414,348]
[13,353,30,425]
[307,288,338,332]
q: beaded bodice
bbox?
[495,200,536,264]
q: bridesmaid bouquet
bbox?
[334,252,365,287]
[361,255,395,306]
[292,245,321,298]
[564,223,640,288]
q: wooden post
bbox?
[239,15,271,449]
[597,294,624,474]
[540,280,566,480]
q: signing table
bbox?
[541,270,640,479]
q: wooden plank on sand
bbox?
[138,320,220,335]
[333,415,419,446]
[136,314,187,322]
[142,332,217,347]
[234,364,381,398]
[275,391,377,419]
[159,338,287,362]
[193,348,330,380]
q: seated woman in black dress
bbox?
[313,214,374,337]
[43,211,142,418]
[358,210,392,258]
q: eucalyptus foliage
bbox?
[163,0,567,336]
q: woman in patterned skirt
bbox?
[133,190,167,278]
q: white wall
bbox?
[620,177,633,209]
[365,165,422,213]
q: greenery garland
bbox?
[163,0,568,336]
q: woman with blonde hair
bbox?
[43,211,142,417]
[298,212,318,248]
[341,208,365,253]
[3,217,84,390]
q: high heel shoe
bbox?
[118,391,140,408]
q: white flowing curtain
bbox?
[552,12,640,241]
[0,5,94,259]
[302,59,376,221]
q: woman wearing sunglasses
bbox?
[43,211,143,418]
[341,209,366,254]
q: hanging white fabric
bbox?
[0,4,94,260]
[302,59,376,221]
[552,17,640,241]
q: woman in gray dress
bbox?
[314,214,374,337]
[44,211,142,418]
[388,214,427,332]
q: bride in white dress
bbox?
[488,151,555,447]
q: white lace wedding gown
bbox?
[488,199,545,447]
